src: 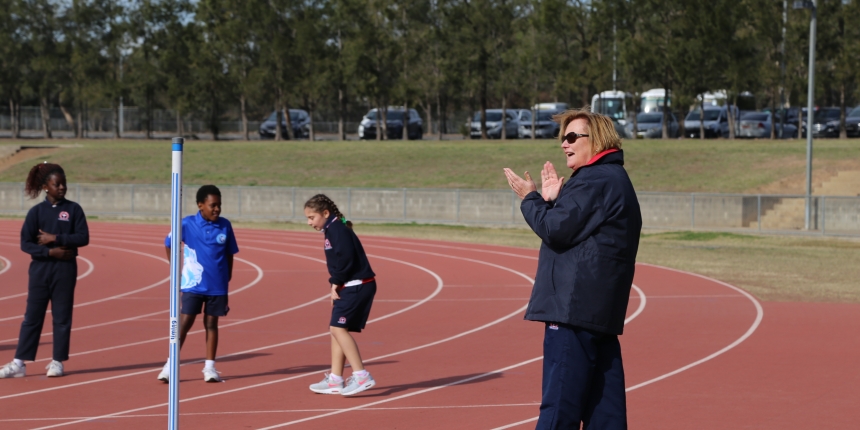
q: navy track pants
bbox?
[15,260,78,362]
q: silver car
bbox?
[738,112,798,138]
[469,109,520,139]
[519,109,561,139]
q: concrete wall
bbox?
[1,183,857,235]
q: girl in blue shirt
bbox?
[304,194,377,396]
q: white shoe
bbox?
[341,372,376,396]
[46,360,64,377]
[309,373,344,394]
[0,361,25,378]
[203,366,222,383]
[157,362,170,382]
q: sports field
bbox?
[3,138,860,193]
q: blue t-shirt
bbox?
[165,212,239,295]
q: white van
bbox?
[591,91,630,124]
[640,88,671,113]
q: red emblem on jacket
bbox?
[58,211,70,221]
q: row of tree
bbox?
[1,0,858,140]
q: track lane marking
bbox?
[0,255,93,302]
[489,263,764,430]
[1,249,439,404]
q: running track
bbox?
[0,220,856,429]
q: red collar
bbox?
[585,148,620,166]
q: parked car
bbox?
[802,107,841,137]
[358,108,423,140]
[737,112,798,139]
[515,109,532,138]
[469,109,520,139]
[684,105,741,138]
[627,112,679,138]
[822,106,860,138]
[519,109,561,139]
[259,109,310,139]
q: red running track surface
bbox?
[0,220,856,429]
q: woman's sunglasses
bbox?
[561,132,589,144]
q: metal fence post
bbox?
[757,194,761,231]
[291,187,296,219]
[821,196,826,235]
[402,188,408,221]
[20,182,24,210]
[691,194,695,228]
[237,186,242,218]
[131,184,135,214]
[347,187,352,218]
[511,190,517,223]
[456,189,461,223]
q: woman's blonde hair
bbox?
[552,106,622,155]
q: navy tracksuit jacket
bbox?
[17,198,89,362]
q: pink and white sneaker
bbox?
[309,373,344,394]
[341,372,376,396]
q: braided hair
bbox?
[25,162,65,199]
[304,194,352,229]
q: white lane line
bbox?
[259,357,546,429]
[489,264,764,430]
[0,256,94,302]
[0,245,168,322]
[0,403,542,422]
[30,249,532,429]
[4,249,440,403]
[0,254,12,276]
[0,257,265,344]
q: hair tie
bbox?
[340,216,348,224]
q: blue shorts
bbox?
[330,281,376,333]
[181,293,229,317]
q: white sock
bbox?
[352,369,368,378]
[330,374,344,383]
[13,359,24,367]
[204,360,215,369]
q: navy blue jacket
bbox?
[521,150,641,335]
[21,198,89,261]
[323,215,375,286]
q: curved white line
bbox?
[489,263,764,430]
[0,244,169,322]
[0,255,10,276]
[5,248,443,403]
[0,256,94,303]
[0,257,266,344]
[27,247,535,428]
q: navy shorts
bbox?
[181,293,229,317]
[330,281,376,333]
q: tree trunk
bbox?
[402,101,409,140]
[240,94,249,141]
[661,88,669,139]
[375,103,381,141]
[40,97,52,139]
[282,103,294,140]
[727,95,737,139]
[10,99,20,139]
[381,104,388,140]
[798,108,804,139]
[770,88,777,140]
[480,83,488,139]
[338,88,345,141]
[531,105,536,140]
[632,93,640,136]
[699,97,705,140]
[76,104,83,138]
[436,91,443,140]
[59,104,76,138]
[176,110,182,136]
[113,100,120,139]
[501,95,507,140]
[274,90,283,141]
[839,84,847,139]
[308,102,316,142]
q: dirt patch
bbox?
[0,146,63,173]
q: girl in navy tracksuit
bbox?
[303,194,377,396]
[0,163,89,379]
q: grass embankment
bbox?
[2,138,860,193]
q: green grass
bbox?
[3,138,860,192]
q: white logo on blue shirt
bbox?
[180,245,204,290]
[217,233,227,244]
